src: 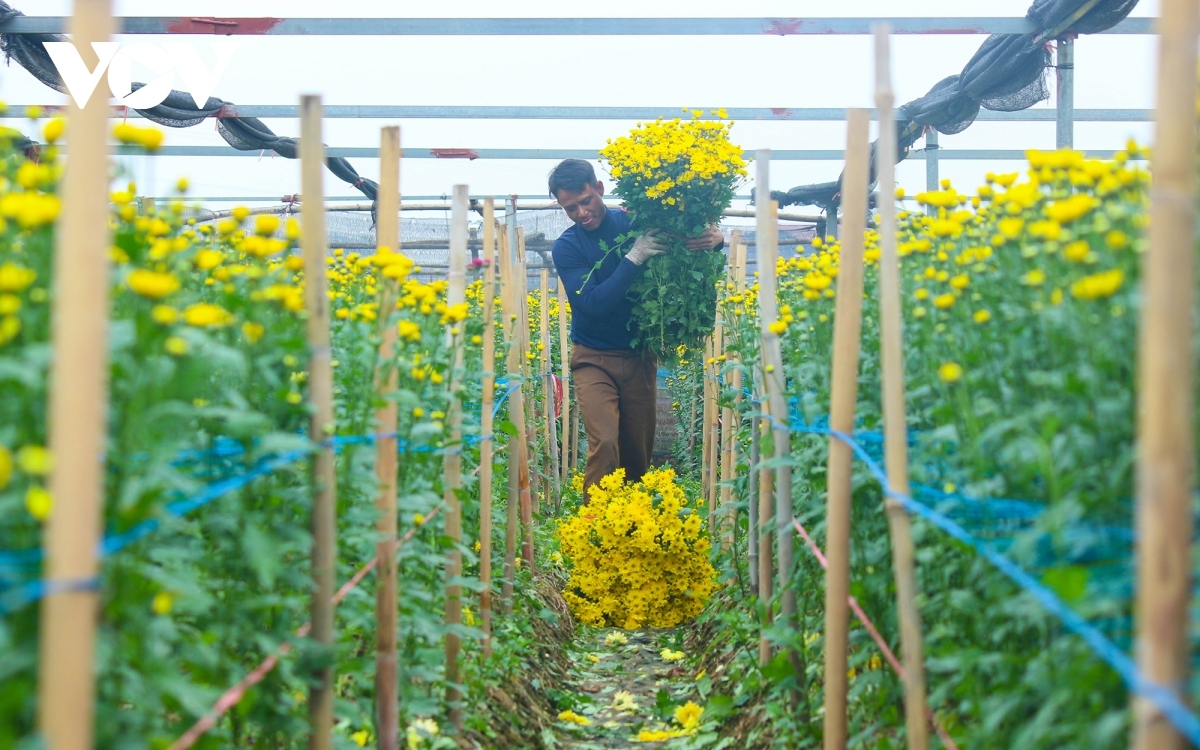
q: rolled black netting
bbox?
[768,0,1139,211]
[0,1,379,204]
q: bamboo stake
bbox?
[748,413,761,597]
[480,199,497,657]
[541,268,561,506]
[299,94,337,750]
[757,151,799,671]
[372,125,401,750]
[499,209,519,611]
[37,3,114,747]
[756,413,774,666]
[558,278,571,488]
[571,395,581,472]
[719,251,736,551]
[700,337,709,481]
[1133,0,1198,746]
[822,108,871,750]
[443,184,469,729]
[874,27,930,750]
[709,323,723,530]
[512,228,536,566]
[721,232,746,551]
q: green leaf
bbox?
[496,420,518,436]
[1042,565,1089,603]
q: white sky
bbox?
[0,0,1164,215]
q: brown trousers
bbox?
[571,343,658,500]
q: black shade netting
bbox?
[0,1,378,205]
[769,0,1141,210]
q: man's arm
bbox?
[553,239,642,319]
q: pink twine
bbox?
[792,517,960,750]
[168,505,444,750]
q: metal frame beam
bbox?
[0,16,1155,36]
[2,105,1155,122]
[112,145,1146,160]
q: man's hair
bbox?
[548,159,597,198]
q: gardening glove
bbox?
[626,231,668,266]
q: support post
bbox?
[443,184,469,729]
[558,278,571,487]
[719,231,743,550]
[924,129,940,201]
[499,209,519,612]
[300,94,337,750]
[541,268,561,507]
[512,227,535,566]
[748,413,761,597]
[37,3,114,748]
[1132,0,1198,746]
[757,150,799,678]
[875,27,930,750]
[756,414,774,666]
[372,125,401,750]
[479,199,497,657]
[822,108,871,750]
[1056,37,1074,150]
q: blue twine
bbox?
[0,381,530,587]
[0,575,101,616]
[783,417,1200,745]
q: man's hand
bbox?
[626,230,668,266]
[684,225,725,251]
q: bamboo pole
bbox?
[372,125,402,750]
[37,3,114,747]
[500,208,519,611]
[748,413,761,597]
[700,337,709,481]
[822,108,871,750]
[875,27,930,750]
[757,151,799,670]
[520,244,543,520]
[516,228,538,519]
[756,413,774,666]
[710,323,724,530]
[1133,0,1198,746]
[721,232,746,551]
[511,227,536,566]
[480,199,498,657]
[541,268,561,506]
[558,278,571,487]
[718,249,736,551]
[300,94,338,750]
[443,184,469,729]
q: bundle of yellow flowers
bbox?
[557,467,716,629]
[599,111,747,356]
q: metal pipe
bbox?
[1056,37,1075,149]
[925,130,940,216]
[0,104,1157,122]
[0,16,1156,36]
[112,145,1147,160]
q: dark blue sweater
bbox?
[551,208,642,351]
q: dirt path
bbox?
[550,627,705,748]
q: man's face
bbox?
[555,181,606,231]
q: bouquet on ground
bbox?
[557,467,716,630]
[600,111,747,356]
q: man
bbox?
[549,158,723,499]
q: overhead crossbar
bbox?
[0,16,1155,36]
[0,105,1156,123]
